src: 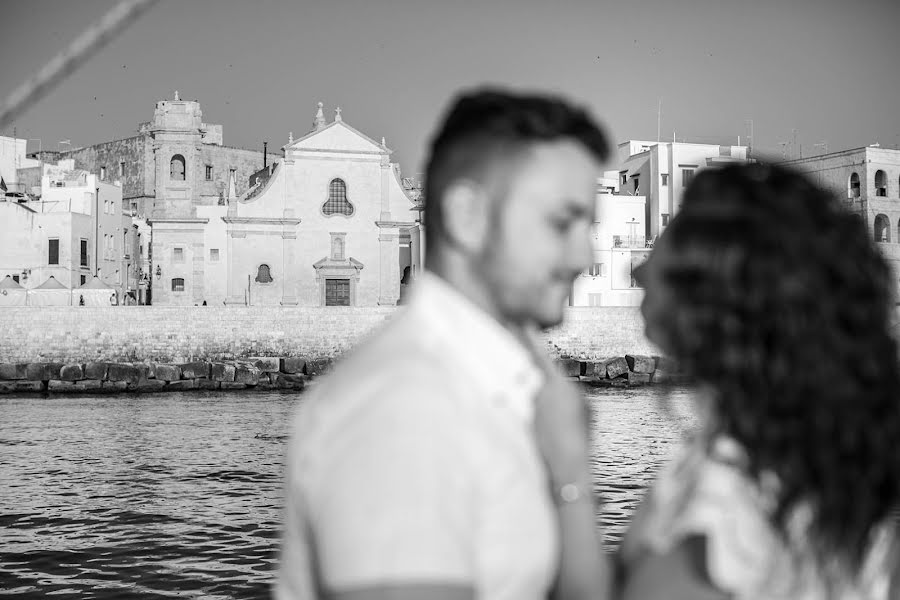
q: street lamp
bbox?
[155,265,161,280]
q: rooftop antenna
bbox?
[656,97,661,143]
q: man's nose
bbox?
[567,231,594,276]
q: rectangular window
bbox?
[171,278,185,292]
[619,171,628,186]
[109,199,114,215]
[662,214,670,226]
[100,166,107,180]
[119,161,126,177]
[681,169,695,186]
[588,263,605,277]
[12,275,19,283]
[325,278,351,306]
[130,201,138,213]
[80,275,86,286]
[205,165,213,180]
[661,173,669,186]
[209,248,220,262]
[632,176,640,194]
[588,293,603,307]
[48,239,60,265]
[229,168,236,180]
[80,239,88,267]
[173,247,184,263]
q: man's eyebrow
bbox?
[558,199,593,219]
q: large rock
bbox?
[127,379,167,393]
[0,363,28,380]
[305,358,332,377]
[220,382,247,390]
[102,380,128,391]
[48,380,76,392]
[627,372,651,385]
[555,358,582,378]
[155,364,182,382]
[26,362,64,381]
[249,357,280,373]
[197,379,220,390]
[234,365,260,385]
[107,363,142,384]
[13,381,44,393]
[167,379,198,391]
[60,364,84,381]
[74,379,104,393]
[179,361,210,379]
[626,355,655,374]
[279,357,306,375]
[211,363,236,382]
[84,362,109,380]
[603,357,629,379]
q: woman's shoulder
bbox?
[621,435,788,595]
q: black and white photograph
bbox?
[1,0,899,598]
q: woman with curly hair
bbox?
[607,163,900,599]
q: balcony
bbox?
[613,235,652,249]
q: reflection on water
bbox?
[0,386,696,597]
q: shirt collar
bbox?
[408,272,544,423]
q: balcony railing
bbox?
[613,235,652,249]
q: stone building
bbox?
[784,146,900,291]
[0,160,128,297]
[617,140,750,240]
[151,103,422,306]
[25,92,270,220]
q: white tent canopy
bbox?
[27,276,72,306]
[73,276,116,306]
[0,275,26,306]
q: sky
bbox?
[1,0,899,176]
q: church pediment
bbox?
[312,256,364,270]
[284,105,389,155]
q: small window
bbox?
[80,239,88,267]
[331,234,346,260]
[80,275,86,286]
[849,172,861,198]
[130,201,138,213]
[48,239,60,265]
[171,278,185,292]
[661,214,670,226]
[620,172,628,185]
[255,264,273,283]
[323,178,354,216]
[588,263,605,277]
[103,200,109,214]
[209,248,219,262]
[170,154,186,181]
[119,161,126,177]
[632,176,640,194]
[205,165,213,180]
[682,169,695,187]
[325,278,350,306]
[661,173,669,186]
[875,170,887,197]
[12,275,19,283]
[173,247,184,263]
[100,166,107,180]
[109,200,114,215]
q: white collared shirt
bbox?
[276,271,558,600]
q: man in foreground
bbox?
[276,89,612,600]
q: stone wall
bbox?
[0,306,658,363]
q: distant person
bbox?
[397,265,412,305]
[276,89,613,600]
[607,164,900,599]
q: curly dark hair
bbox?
[638,163,900,575]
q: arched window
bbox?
[874,214,891,243]
[255,264,273,283]
[849,172,860,198]
[332,237,344,260]
[875,170,887,197]
[170,154,186,181]
[322,178,354,216]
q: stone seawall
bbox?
[0,306,659,363]
[0,354,682,395]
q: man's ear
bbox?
[440,180,491,255]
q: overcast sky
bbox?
[2,0,898,175]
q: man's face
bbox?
[476,140,599,329]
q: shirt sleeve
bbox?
[305,377,477,593]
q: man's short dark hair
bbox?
[423,88,611,246]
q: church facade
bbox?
[151,103,422,307]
